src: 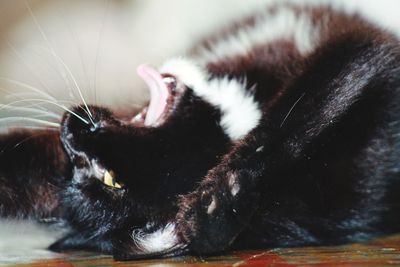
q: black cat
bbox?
[1,3,400,260]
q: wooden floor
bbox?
[9,235,400,267]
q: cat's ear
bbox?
[112,225,188,260]
[49,232,112,252]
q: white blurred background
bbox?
[0,0,399,264]
[0,0,271,126]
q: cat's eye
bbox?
[102,170,123,189]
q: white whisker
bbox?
[24,0,94,125]
[24,0,54,53]
[4,92,51,103]
[0,99,89,125]
[30,114,59,119]
[29,44,75,99]
[3,92,79,108]
[23,2,75,101]
[0,117,60,128]
[2,91,56,113]
[2,92,87,117]
[10,96,94,123]
[3,92,78,107]
[0,105,61,120]
[24,0,68,89]
[50,51,95,124]
[4,37,54,98]
[0,77,57,101]
[32,46,96,126]
[0,125,59,131]
[94,0,110,104]
[61,12,92,98]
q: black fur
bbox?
[0,4,400,260]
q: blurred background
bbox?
[0,0,399,130]
[0,0,269,130]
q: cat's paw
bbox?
[176,170,258,254]
[110,168,260,259]
[49,232,113,253]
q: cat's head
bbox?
[55,58,261,258]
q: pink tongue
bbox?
[137,64,169,126]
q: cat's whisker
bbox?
[4,130,59,156]
[24,0,68,91]
[2,93,88,119]
[4,92,79,107]
[4,37,54,98]
[24,1,94,125]
[0,99,89,125]
[94,0,110,105]
[51,52,96,126]
[0,105,61,120]
[0,78,94,124]
[279,92,306,128]
[0,117,60,128]
[30,114,60,119]
[3,93,80,109]
[4,92,51,103]
[30,45,76,100]
[32,45,96,126]
[0,77,57,101]
[65,17,92,99]
[2,91,60,116]
[0,125,59,131]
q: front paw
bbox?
[176,170,258,254]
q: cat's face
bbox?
[57,61,232,256]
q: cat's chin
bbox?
[131,65,185,127]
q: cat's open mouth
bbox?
[132,65,183,127]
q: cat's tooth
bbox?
[104,171,114,187]
[132,113,143,121]
[114,182,122,189]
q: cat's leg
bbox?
[0,129,67,218]
[175,37,400,255]
[112,35,400,259]
[49,231,113,253]
[175,131,269,254]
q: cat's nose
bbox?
[60,105,107,159]
[89,122,99,132]
[61,105,119,137]
[61,105,95,135]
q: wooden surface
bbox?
[8,234,400,267]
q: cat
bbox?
[1,2,400,260]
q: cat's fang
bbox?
[103,170,114,186]
[103,170,122,188]
[131,107,148,125]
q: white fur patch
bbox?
[256,145,264,152]
[205,77,261,140]
[228,173,240,197]
[195,6,321,64]
[160,58,261,140]
[132,223,179,254]
[207,196,217,215]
